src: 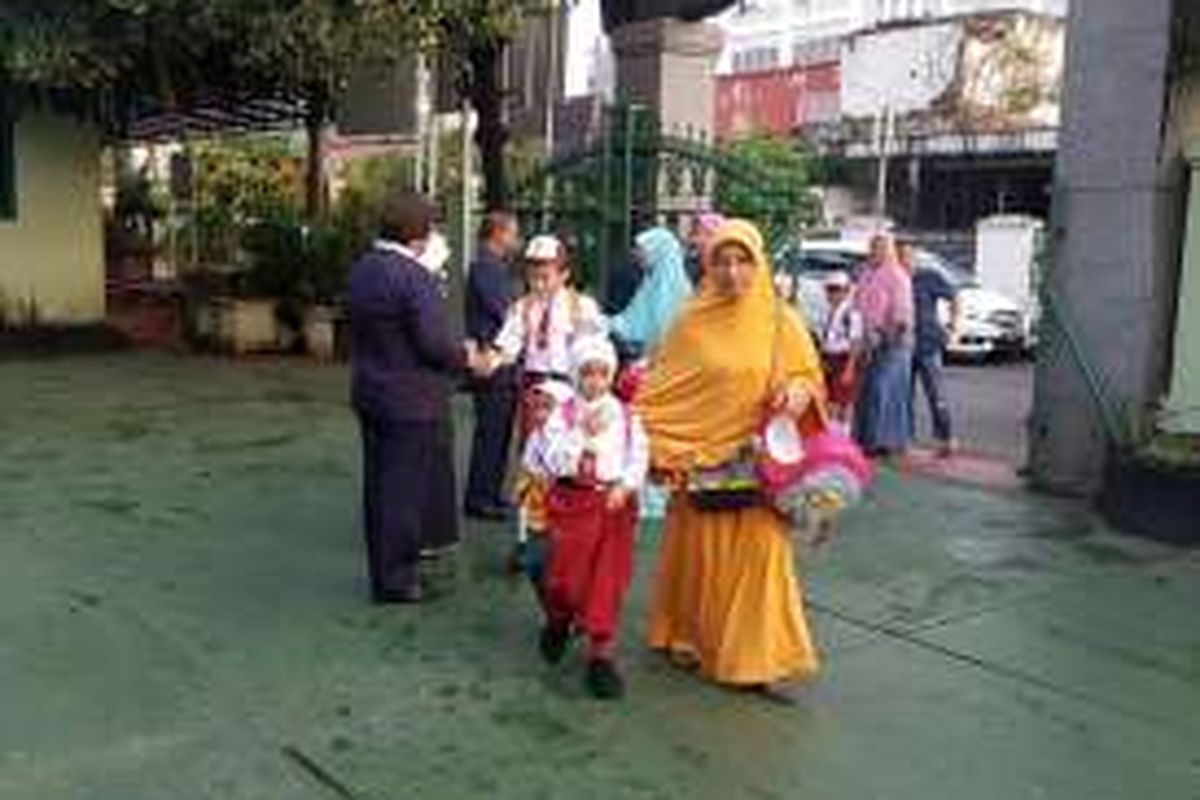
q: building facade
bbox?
[715,61,840,138]
[0,105,105,325]
[714,0,1067,231]
[719,0,1067,74]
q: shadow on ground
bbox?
[1,355,1198,799]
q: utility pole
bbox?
[875,103,893,218]
[415,53,433,194]
[542,0,564,227]
[460,99,474,277]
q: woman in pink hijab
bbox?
[684,212,727,285]
[852,233,914,457]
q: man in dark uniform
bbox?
[464,211,522,520]
[348,192,469,604]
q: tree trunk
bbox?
[467,39,509,211]
[304,95,329,221]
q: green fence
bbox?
[511,104,800,297]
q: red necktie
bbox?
[536,295,553,352]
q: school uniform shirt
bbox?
[821,297,865,356]
[493,290,607,377]
[541,394,650,490]
[521,415,566,480]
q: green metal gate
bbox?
[511,104,803,297]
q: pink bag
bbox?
[755,406,874,519]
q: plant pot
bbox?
[211,298,282,355]
[304,305,338,361]
[333,313,350,362]
[1098,453,1200,546]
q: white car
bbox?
[773,239,1029,360]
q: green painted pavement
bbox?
[1,355,1198,800]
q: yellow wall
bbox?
[1163,145,1200,434]
[0,112,104,324]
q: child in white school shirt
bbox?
[534,336,648,700]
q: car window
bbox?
[774,246,805,275]
[803,252,863,274]
[915,252,976,288]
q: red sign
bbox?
[715,62,840,139]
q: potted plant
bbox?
[230,210,308,354]
[1099,407,1200,546]
[300,221,354,360]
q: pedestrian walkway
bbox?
[906,446,1025,491]
[1,355,1197,800]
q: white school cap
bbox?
[571,336,618,377]
[533,379,575,406]
[524,234,563,262]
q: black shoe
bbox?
[506,542,527,575]
[539,625,572,665]
[585,659,625,700]
[465,503,513,522]
[372,580,423,605]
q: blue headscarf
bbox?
[609,227,693,350]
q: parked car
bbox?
[773,239,1030,360]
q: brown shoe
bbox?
[936,439,959,459]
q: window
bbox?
[793,38,840,66]
[0,92,15,221]
[732,47,780,74]
[737,0,769,15]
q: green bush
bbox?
[185,135,304,269]
[716,133,821,249]
[240,210,356,308]
[334,153,419,255]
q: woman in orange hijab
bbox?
[636,220,825,692]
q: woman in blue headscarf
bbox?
[609,227,692,521]
[610,227,693,356]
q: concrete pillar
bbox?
[609,19,723,137]
[1029,0,1182,494]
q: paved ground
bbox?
[2,355,1199,800]
[914,361,1033,465]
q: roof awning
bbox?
[120,95,308,141]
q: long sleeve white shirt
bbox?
[493,289,607,376]
[822,297,865,356]
[538,394,649,490]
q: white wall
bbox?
[566,0,607,98]
[719,0,863,73]
[841,14,1063,124]
[841,22,961,116]
[0,113,105,325]
[719,0,1067,74]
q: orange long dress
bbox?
[635,220,825,686]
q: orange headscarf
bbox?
[635,220,825,472]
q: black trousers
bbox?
[359,413,459,599]
[464,373,517,510]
